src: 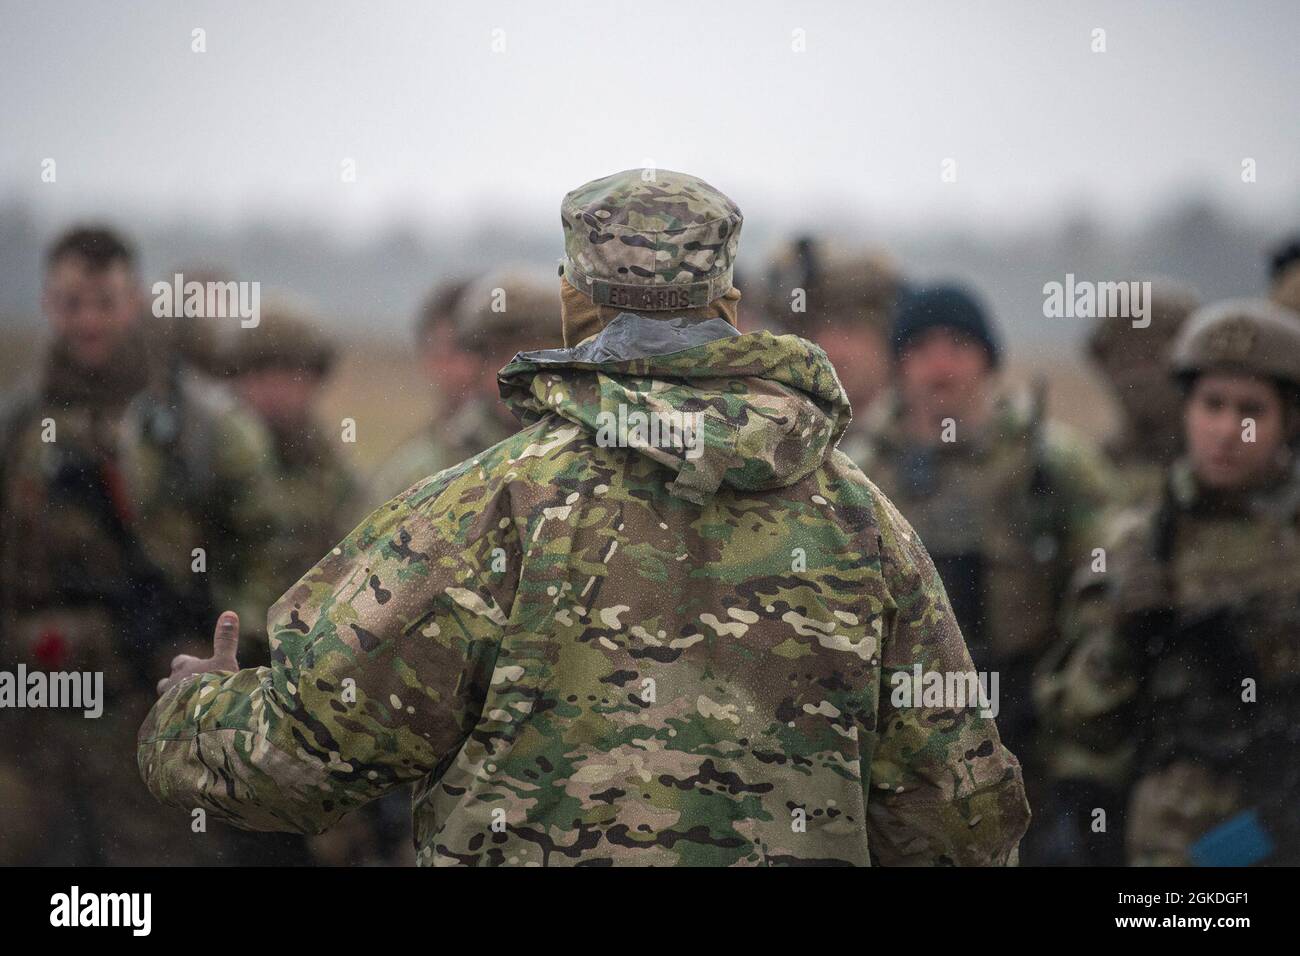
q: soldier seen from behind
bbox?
[137,169,1029,866]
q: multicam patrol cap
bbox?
[561,168,742,312]
[1171,298,1300,388]
[455,268,556,351]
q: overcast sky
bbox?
[2,0,1297,238]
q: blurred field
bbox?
[0,326,1120,476]
[317,341,438,471]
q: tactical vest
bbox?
[0,371,221,688]
[867,407,1068,668]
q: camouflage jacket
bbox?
[365,397,518,509]
[139,313,1029,866]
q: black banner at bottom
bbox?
[0,864,1280,941]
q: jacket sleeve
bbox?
[864,484,1031,865]
[137,462,521,834]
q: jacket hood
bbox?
[498,312,851,504]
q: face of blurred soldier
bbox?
[819,323,889,411]
[422,323,478,413]
[235,368,323,432]
[897,326,993,431]
[1184,373,1288,491]
[42,257,142,370]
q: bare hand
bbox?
[156,611,241,697]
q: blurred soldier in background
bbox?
[1269,236,1300,314]
[765,237,900,462]
[1087,280,1200,506]
[366,278,476,503]
[1039,299,1300,866]
[222,296,362,594]
[368,269,554,505]
[138,169,1028,867]
[439,267,556,455]
[161,265,241,380]
[0,226,287,864]
[852,283,1113,864]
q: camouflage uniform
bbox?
[139,169,1028,866]
[1087,279,1199,507]
[0,327,288,864]
[852,384,1113,862]
[367,425,460,508]
[1039,299,1300,866]
[358,279,543,866]
[326,276,557,865]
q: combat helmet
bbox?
[415,276,473,346]
[1171,298,1300,389]
[221,294,336,378]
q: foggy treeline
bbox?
[1,194,1294,354]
